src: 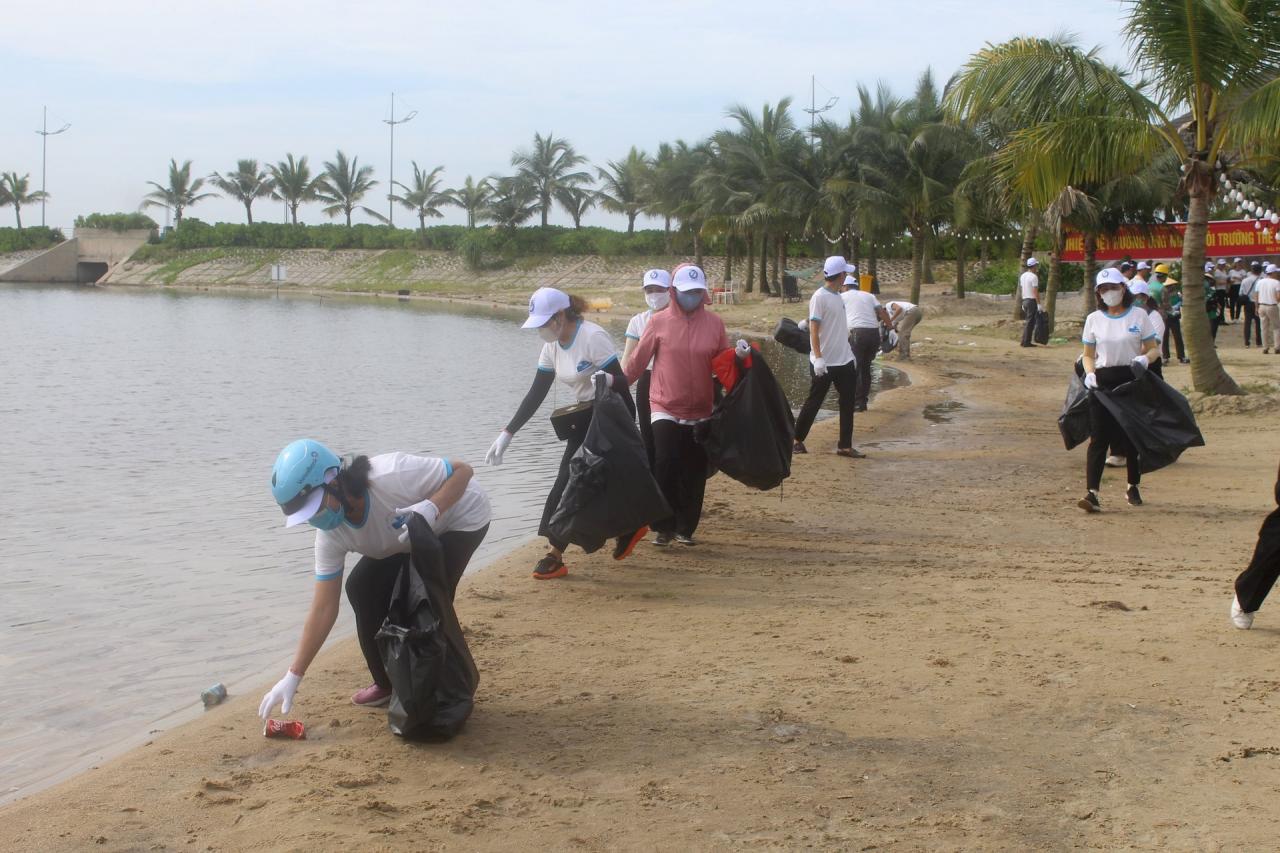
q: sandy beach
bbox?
[6,291,1280,850]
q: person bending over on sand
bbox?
[259,440,491,717]
[1231,461,1280,629]
[884,299,923,362]
[1077,268,1160,514]
[485,286,643,580]
[622,269,672,469]
[624,263,736,547]
[790,256,863,459]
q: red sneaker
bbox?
[532,553,568,580]
[612,526,649,561]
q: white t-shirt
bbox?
[1147,307,1166,339]
[538,319,620,403]
[1213,269,1229,290]
[1229,269,1246,286]
[313,453,492,580]
[1081,307,1158,368]
[841,289,882,330]
[1240,273,1260,300]
[625,310,655,370]
[1256,276,1280,306]
[886,300,917,317]
[1019,271,1039,300]
[808,286,854,367]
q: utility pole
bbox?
[383,92,417,227]
[35,106,71,228]
[802,75,838,147]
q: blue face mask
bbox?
[308,503,346,531]
[676,290,704,313]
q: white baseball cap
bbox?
[521,286,571,328]
[1129,280,1150,296]
[284,469,336,528]
[843,274,857,286]
[1216,258,1227,265]
[1026,257,1038,267]
[1267,263,1280,274]
[823,256,848,277]
[642,269,671,288]
[845,262,858,275]
[1136,261,1151,271]
[672,265,708,291]
[1234,257,1243,263]
[1095,268,1125,287]
[1204,262,1216,272]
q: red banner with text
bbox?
[1062,219,1280,262]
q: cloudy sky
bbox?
[1,0,1131,231]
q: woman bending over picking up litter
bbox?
[259,439,491,717]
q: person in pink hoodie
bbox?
[624,264,737,547]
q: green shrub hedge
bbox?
[0,227,65,252]
[74,212,158,232]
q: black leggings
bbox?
[345,524,489,689]
[636,370,655,470]
[1086,366,1140,491]
[1236,502,1280,613]
[794,361,858,449]
[538,427,587,552]
[652,419,709,538]
[1243,300,1262,346]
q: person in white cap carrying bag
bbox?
[622,269,672,468]
[1256,263,1280,354]
[841,264,889,411]
[793,256,864,458]
[486,286,645,579]
[1019,257,1041,347]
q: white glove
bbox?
[1130,354,1149,378]
[485,430,511,466]
[1084,372,1098,390]
[798,319,809,331]
[259,670,301,720]
[735,339,751,359]
[592,370,613,389]
[813,356,828,377]
[393,501,439,543]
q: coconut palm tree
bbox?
[313,150,379,227]
[447,176,492,229]
[554,185,597,229]
[511,132,592,227]
[486,176,539,230]
[141,159,214,226]
[208,159,275,225]
[945,1,1280,395]
[269,154,316,225]
[597,147,650,234]
[392,162,450,235]
[0,172,48,231]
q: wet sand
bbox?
[6,297,1280,850]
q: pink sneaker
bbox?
[351,683,392,707]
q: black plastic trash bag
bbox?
[1094,372,1204,473]
[1034,309,1050,345]
[548,378,671,553]
[773,317,811,355]
[698,352,795,491]
[374,514,478,739]
[879,324,899,354]
[1058,370,1091,450]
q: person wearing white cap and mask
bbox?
[840,263,889,412]
[624,264,736,546]
[259,439,492,716]
[1077,267,1160,513]
[793,256,863,458]
[1019,257,1041,347]
[1256,263,1280,354]
[1229,257,1247,322]
[623,269,672,468]
[486,286,643,579]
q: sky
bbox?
[1,0,1131,232]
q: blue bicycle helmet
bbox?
[271,439,342,527]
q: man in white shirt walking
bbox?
[1019,258,1041,347]
[1240,261,1262,347]
[841,265,889,412]
[1256,264,1280,354]
[794,256,864,459]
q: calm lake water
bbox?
[0,283,900,802]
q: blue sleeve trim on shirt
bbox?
[1081,338,1095,345]
[536,365,554,373]
[599,353,619,368]
[810,316,822,322]
[1141,334,1158,341]
[315,569,343,582]
[443,459,453,478]
[624,333,640,340]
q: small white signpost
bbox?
[269,264,287,283]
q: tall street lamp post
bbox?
[383,93,417,227]
[35,106,71,228]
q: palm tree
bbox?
[555,185,597,229]
[208,159,275,225]
[486,176,539,230]
[313,150,379,227]
[447,176,492,229]
[0,172,48,230]
[142,159,214,226]
[945,2,1280,395]
[392,162,450,235]
[597,147,650,233]
[511,132,592,227]
[269,154,316,225]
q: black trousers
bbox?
[539,427,588,552]
[794,361,858,449]
[1235,507,1280,613]
[651,419,708,538]
[1163,315,1185,361]
[636,370,655,471]
[1243,301,1262,346]
[849,327,880,409]
[1021,298,1039,346]
[1210,314,1223,340]
[1086,366,1141,491]
[346,524,489,689]
[1229,284,1242,320]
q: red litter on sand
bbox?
[263,719,306,739]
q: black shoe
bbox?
[1078,492,1101,513]
[532,553,567,580]
[613,526,649,561]
[1126,485,1143,506]
[653,532,672,547]
[793,441,808,454]
[855,403,868,412]
[1179,358,1190,364]
[836,447,867,459]
[674,534,696,546]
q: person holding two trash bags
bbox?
[258,440,492,717]
[486,287,643,580]
[622,269,672,468]
[624,264,738,546]
[1077,267,1161,514]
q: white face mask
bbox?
[537,319,561,342]
[645,292,670,311]
[1101,290,1124,307]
